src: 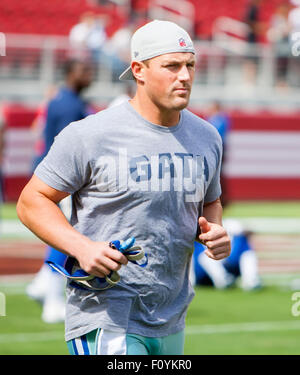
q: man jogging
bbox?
[17,20,230,355]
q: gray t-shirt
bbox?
[35,101,222,341]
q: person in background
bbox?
[267,2,291,88]
[244,0,263,44]
[26,59,94,324]
[69,12,96,58]
[102,19,138,80]
[0,104,6,208]
[191,219,261,291]
[30,85,58,171]
[242,0,265,85]
[288,0,300,86]
[288,0,300,37]
[86,14,108,64]
[69,12,107,59]
[206,101,231,207]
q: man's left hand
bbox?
[198,217,231,260]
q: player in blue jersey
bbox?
[207,101,231,207]
[26,59,94,323]
[191,219,261,290]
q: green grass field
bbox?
[0,283,299,355]
[223,201,300,218]
[3,201,300,220]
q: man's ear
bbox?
[131,61,146,83]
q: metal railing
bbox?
[0,32,300,107]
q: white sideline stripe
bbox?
[1,321,300,343]
[0,220,36,238]
[230,218,300,234]
[2,218,300,236]
[0,331,64,343]
[185,320,300,335]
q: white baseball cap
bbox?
[119,20,195,81]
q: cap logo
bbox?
[179,38,186,47]
[134,51,139,58]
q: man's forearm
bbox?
[17,190,92,259]
[202,198,223,226]
[17,175,128,278]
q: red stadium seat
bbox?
[0,0,124,36]
[0,0,289,41]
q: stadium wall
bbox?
[2,104,300,202]
[222,112,300,200]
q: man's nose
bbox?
[178,65,191,81]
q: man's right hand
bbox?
[75,241,129,278]
[17,176,129,278]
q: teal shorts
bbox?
[67,328,185,355]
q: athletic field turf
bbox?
[0,201,299,355]
[0,283,299,355]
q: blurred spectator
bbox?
[288,0,300,86]
[242,0,265,85]
[41,59,94,160]
[87,14,108,63]
[69,12,135,79]
[88,0,110,5]
[30,85,57,172]
[69,12,96,50]
[191,219,261,291]
[26,59,95,324]
[288,0,300,34]
[207,101,230,145]
[267,3,291,88]
[206,101,231,207]
[87,0,124,5]
[69,12,107,63]
[0,104,5,205]
[105,20,135,69]
[102,19,142,80]
[244,0,263,44]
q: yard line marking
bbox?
[185,320,300,335]
[2,218,300,237]
[1,321,300,343]
[0,220,36,238]
[0,331,64,343]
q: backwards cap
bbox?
[119,20,195,81]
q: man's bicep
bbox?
[24,174,70,204]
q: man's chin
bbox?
[172,98,190,111]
